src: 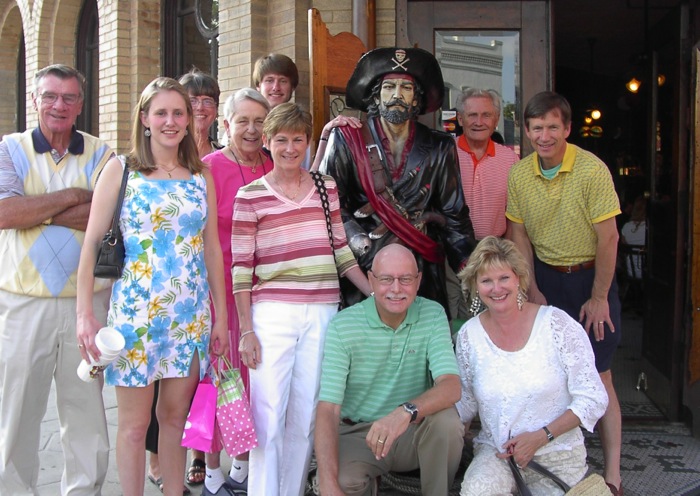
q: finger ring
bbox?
[598,321,604,324]
[377,439,385,444]
[78,344,85,348]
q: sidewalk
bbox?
[38,375,700,496]
[38,383,223,495]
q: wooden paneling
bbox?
[308,8,367,145]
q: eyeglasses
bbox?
[38,92,81,106]
[369,270,420,286]
[189,97,217,109]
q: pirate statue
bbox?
[320,47,475,314]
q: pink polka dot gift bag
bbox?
[215,356,258,457]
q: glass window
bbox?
[435,30,520,151]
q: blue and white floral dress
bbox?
[105,170,211,387]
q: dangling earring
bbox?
[517,285,526,311]
[144,128,151,137]
[185,129,189,136]
[469,291,483,316]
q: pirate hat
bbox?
[345,47,444,114]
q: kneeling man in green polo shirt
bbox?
[315,244,464,496]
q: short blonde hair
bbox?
[457,236,530,307]
[262,102,312,141]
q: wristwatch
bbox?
[400,402,418,423]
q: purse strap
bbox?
[507,456,571,495]
[109,155,130,238]
[526,460,570,492]
[508,456,533,496]
[310,171,335,252]
[310,171,345,309]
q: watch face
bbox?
[403,402,418,421]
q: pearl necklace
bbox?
[272,169,303,200]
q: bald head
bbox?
[369,245,421,329]
[371,244,418,274]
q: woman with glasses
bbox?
[232,103,371,496]
[179,69,223,159]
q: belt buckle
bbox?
[566,265,573,274]
[366,144,380,153]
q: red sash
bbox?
[338,125,444,264]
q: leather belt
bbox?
[546,260,595,274]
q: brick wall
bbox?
[5,0,399,144]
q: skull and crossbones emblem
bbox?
[391,49,410,71]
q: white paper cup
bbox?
[95,327,125,354]
[77,358,110,382]
[77,327,125,382]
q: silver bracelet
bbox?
[239,330,255,340]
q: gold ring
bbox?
[598,321,604,324]
[377,439,385,444]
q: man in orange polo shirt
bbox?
[456,88,519,240]
[447,89,519,319]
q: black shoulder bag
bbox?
[94,157,129,279]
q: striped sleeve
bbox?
[423,299,460,378]
[231,183,261,293]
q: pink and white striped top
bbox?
[231,175,357,305]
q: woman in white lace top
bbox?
[455,237,608,495]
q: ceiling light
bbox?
[590,109,601,120]
[626,78,641,93]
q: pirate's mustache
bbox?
[383,98,411,109]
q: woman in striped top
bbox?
[232,102,371,496]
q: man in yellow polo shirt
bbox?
[506,91,623,496]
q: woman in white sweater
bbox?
[455,237,608,495]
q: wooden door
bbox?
[689,41,700,436]
[641,5,689,421]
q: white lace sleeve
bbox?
[455,320,478,423]
[550,307,609,432]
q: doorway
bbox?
[401,0,691,423]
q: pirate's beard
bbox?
[379,99,411,124]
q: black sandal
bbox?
[186,458,206,486]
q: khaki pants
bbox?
[0,289,110,496]
[336,407,464,496]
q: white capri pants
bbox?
[247,301,337,496]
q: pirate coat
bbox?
[320,116,475,314]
